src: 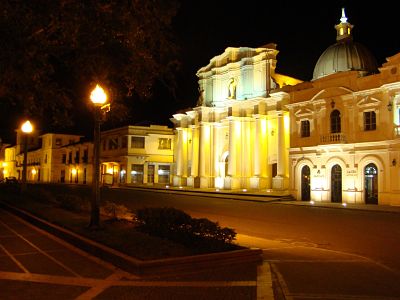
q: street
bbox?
[105,187,400,299]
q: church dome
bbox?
[312,9,378,81]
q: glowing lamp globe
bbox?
[21,121,33,133]
[90,84,107,106]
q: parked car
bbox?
[5,177,18,184]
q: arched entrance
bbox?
[301,165,311,201]
[331,164,342,203]
[364,163,378,204]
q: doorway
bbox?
[331,164,342,203]
[364,163,378,204]
[301,165,311,201]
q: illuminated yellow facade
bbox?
[287,10,400,205]
[172,9,400,206]
[100,125,174,185]
[171,45,300,190]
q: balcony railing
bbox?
[394,125,400,137]
[320,133,346,144]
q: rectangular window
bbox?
[121,136,128,148]
[55,138,62,146]
[75,150,80,163]
[108,137,118,150]
[131,164,144,183]
[131,136,145,148]
[158,138,171,149]
[364,111,376,131]
[62,154,66,164]
[300,120,310,137]
[82,149,88,163]
[68,152,72,164]
[157,165,170,184]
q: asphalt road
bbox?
[105,187,400,299]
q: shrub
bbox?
[56,194,89,212]
[101,201,134,221]
[136,207,237,251]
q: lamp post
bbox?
[89,84,107,229]
[21,120,33,190]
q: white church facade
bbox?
[171,9,400,206]
[171,44,301,191]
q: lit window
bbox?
[364,111,376,131]
[300,120,310,137]
[158,138,171,149]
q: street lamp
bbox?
[89,84,108,229]
[21,120,33,190]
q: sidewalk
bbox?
[117,184,400,214]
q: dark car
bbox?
[5,177,18,184]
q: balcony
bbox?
[394,125,400,137]
[320,133,346,144]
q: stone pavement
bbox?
[0,204,271,300]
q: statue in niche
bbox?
[196,87,205,106]
[228,78,237,99]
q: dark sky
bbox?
[172,0,400,106]
[2,1,400,144]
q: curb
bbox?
[114,185,293,203]
[0,201,263,277]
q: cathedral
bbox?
[171,9,400,206]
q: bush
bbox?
[136,207,237,252]
[101,201,134,221]
[56,194,89,212]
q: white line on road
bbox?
[257,261,274,300]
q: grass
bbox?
[0,184,240,260]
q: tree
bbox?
[0,0,179,131]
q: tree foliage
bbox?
[0,0,179,130]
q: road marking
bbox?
[0,271,257,288]
[257,261,274,300]
[270,263,293,300]
[75,272,124,300]
[1,208,139,280]
[0,243,29,273]
[284,292,400,300]
[0,218,82,277]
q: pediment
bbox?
[356,96,381,108]
[294,108,314,118]
[310,87,353,101]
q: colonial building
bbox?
[100,125,174,185]
[171,44,301,190]
[3,124,174,186]
[171,9,400,206]
[287,9,400,206]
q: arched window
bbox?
[330,110,341,133]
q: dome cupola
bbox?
[312,8,378,80]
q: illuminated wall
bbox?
[287,52,400,206]
[172,46,299,191]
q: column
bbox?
[272,113,288,190]
[228,119,236,176]
[277,114,285,176]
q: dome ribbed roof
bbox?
[312,8,378,80]
[312,41,378,80]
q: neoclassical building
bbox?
[171,9,400,206]
[171,44,301,190]
[287,10,400,206]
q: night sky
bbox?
[173,0,400,106]
[2,1,400,144]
